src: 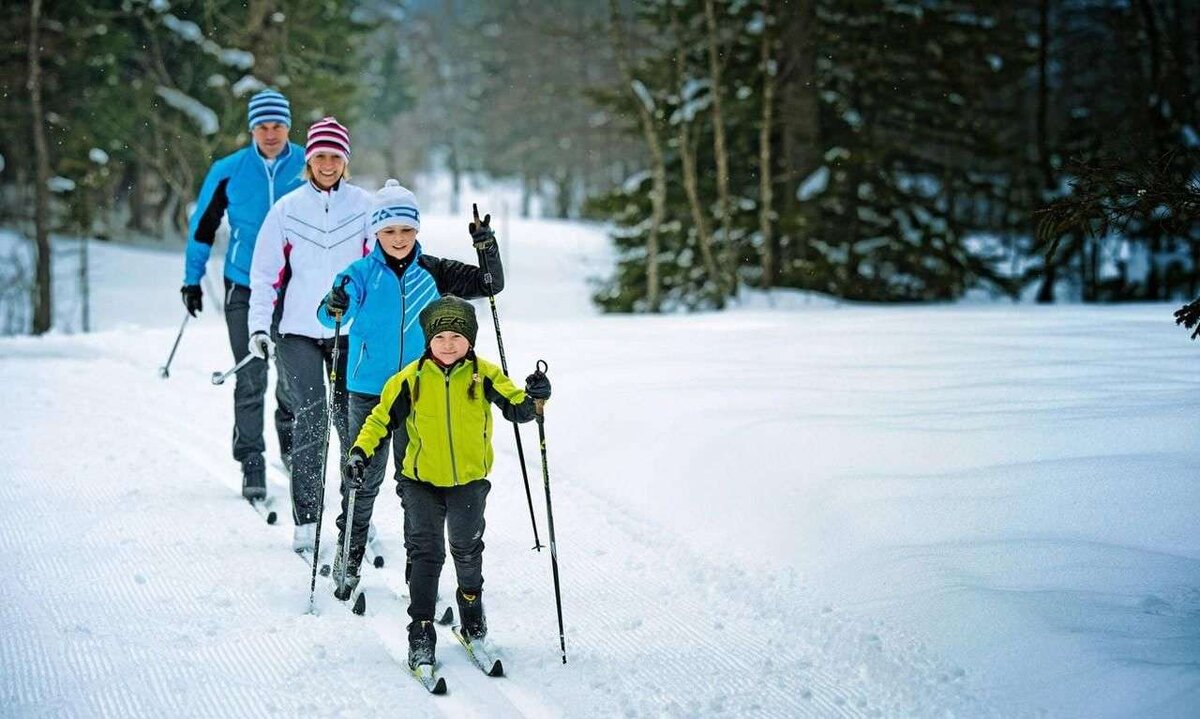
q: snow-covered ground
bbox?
[2,215,1198,717]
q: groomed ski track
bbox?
[11,215,1198,716]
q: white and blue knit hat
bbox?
[370,179,420,234]
[247,89,291,130]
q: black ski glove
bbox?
[525,370,551,400]
[181,285,203,317]
[1175,298,1200,339]
[344,448,367,491]
[469,203,496,251]
[324,283,350,317]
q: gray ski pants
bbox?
[223,280,293,468]
[335,392,407,568]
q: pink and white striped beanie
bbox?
[305,117,351,162]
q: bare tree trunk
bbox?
[777,0,820,282]
[244,0,280,82]
[608,0,665,312]
[704,0,735,293]
[673,11,723,307]
[758,0,776,290]
[1035,0,1057,303]
[28,0,52,335]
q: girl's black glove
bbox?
[525,371,551,400]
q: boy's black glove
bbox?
[344,448,367,490]
[525,371,551,400]
[181,285,203,316]
[324,284,350,317]
[469,203,496,251]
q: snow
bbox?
[89,148,110,165]
[47,176,76,192]
[3,215,1200,717]
[797,165,829,201]
[155,86,219,136]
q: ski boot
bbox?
[241,457,266,501]
[407,620,437,669]
[331,537,363,601]
[456,587,487,642]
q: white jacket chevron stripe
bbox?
[249,181,374,338]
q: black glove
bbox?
[469,203,496,251]
[181,285,203,317]
[344,449,367,491]
[525,371,551,400]
[1175,299,1200,339]
[324,284,350,317]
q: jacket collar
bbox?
[368,240,423,268]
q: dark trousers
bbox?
[276,333,349,525]
[335,392,407,567]
[401,478,490,623]
[223,280,294,467]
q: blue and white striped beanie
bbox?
[370,179,420,234]
[247,89,291,130]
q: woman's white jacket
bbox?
[249,180,374,339]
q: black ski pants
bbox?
[223,280,294,468]
[402,478,490,623]
[335,392,407,568]
[276,333,349,525]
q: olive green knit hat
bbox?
[419,294,478,346]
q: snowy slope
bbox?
[2,217,1198,718]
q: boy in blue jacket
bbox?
[317,180,504,593]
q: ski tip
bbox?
[266,510,278,525]
[373,555,385,569]
[489,660,504,677]
[319,563,331,577]
[432,676,447,695]
[437,606,454,625]
[352,593,366,615]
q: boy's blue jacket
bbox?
[183,142,306,287]
[317,241,504,396]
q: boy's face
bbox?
[377,225,418,260]
[430,331,470,365]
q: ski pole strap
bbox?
[533,359,549,417]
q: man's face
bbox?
[252,122,289,159]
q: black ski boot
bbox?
[331,535,363,601]
[241,457,266,501]
[456,587,487,642]
[407,620,437,669]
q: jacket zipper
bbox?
[398,268,408,369]
[352,341,368,378]
[444,367,459,486]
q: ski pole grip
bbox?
[533,360,549,416]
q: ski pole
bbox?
[159,312,189,379]
[532,359,566,663]
[474,203,544,552]
[337,487,357,596]
[308,276,350,614]
[210,353,258,386]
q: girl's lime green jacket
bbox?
[352,354,537,487]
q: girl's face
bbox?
[308,152,346,189]
[377,225,418,260]
[430,331,470,365]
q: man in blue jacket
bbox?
[180,89,306,499]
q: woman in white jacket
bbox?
[247,117,374,552]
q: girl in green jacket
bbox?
[345,294,550,671]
